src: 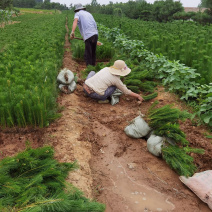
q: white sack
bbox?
[57,68,74,85]
[68,80,77,92]
[124,116,151,138]
[147,134,165,157]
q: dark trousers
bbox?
[84,34,98,66]
[83,71,116,100]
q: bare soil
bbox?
[0,21,21,28]
[0,21,212,212]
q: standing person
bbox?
[70,3,98,66]
[83,60,144,103]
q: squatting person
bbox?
[83,60,144,103]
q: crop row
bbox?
[96,24,212,127]
[94,14,212,84]
[0,13,66,127]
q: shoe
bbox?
[98,99,109,104]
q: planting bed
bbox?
[0,17,212,212]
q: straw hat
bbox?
[74,3,86,12]
[109,60,131,76]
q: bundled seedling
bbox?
[124,68,157,94]
[154,123,189,145]
[0,145,105,212]
[162,145,204,177]
[147,102,188,129]
[142,92,158,101]
[147,102,204,176]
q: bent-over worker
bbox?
[70,3,98,66]
[83,60,144,103]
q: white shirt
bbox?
[85,67,132,96]
[74,10,98,41]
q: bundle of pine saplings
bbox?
[124,68,157,94]
[147,102,204,177]
[0,146,105,212]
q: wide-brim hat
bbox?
[109,60,131,76]
[74,3,86,12]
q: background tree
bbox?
[173,11,196,22]
[0,0,13,9]
[152,0,183,22]
[201,0,212,15]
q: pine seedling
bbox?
[147,103,189,129]
[0,146,105,212]
[124,79,143,87]
[139,81,156,93]
[162,145,196,177]
[162,145,204,177]
[154,123,189,145]
[148,104,181,129]
[142,92,158,101]
[127,85,140,93]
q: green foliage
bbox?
[81,62,106,80]
[70,25,115,63]
[0,9,15,24]
[0,0,12,10]
[139,81,157,93]
[142,92,158,101]
[148,103,187,128]
[127,85,140,93]
[0,146,105,211]
[87,0,183,22]
[95,15,212,84]
[97,23,211,127]
[0,13,65,127]
[13,0,68,10]
[147,103,204,176]
[162,145,197,176]
[154,123,189,145]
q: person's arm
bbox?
[113,76,144,102]
[129,91,144,102]
[70,18,78,39]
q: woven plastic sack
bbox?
[59,80,76,94]
[124,116,151,138]
[68,80,77,92]
[147,134,164,157]
[57,68,74,85]
[180,170,212,210]
[110,89,123,106]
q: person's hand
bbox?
[70,31,75,39]
[137,95,144,102]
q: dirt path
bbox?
[0,19,211,212]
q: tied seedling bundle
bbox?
[147,102,204,177]
[0,146,105,212]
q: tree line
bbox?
[0,0,68,10]
[85,0,212,24]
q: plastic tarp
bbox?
[180,170,212,210]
